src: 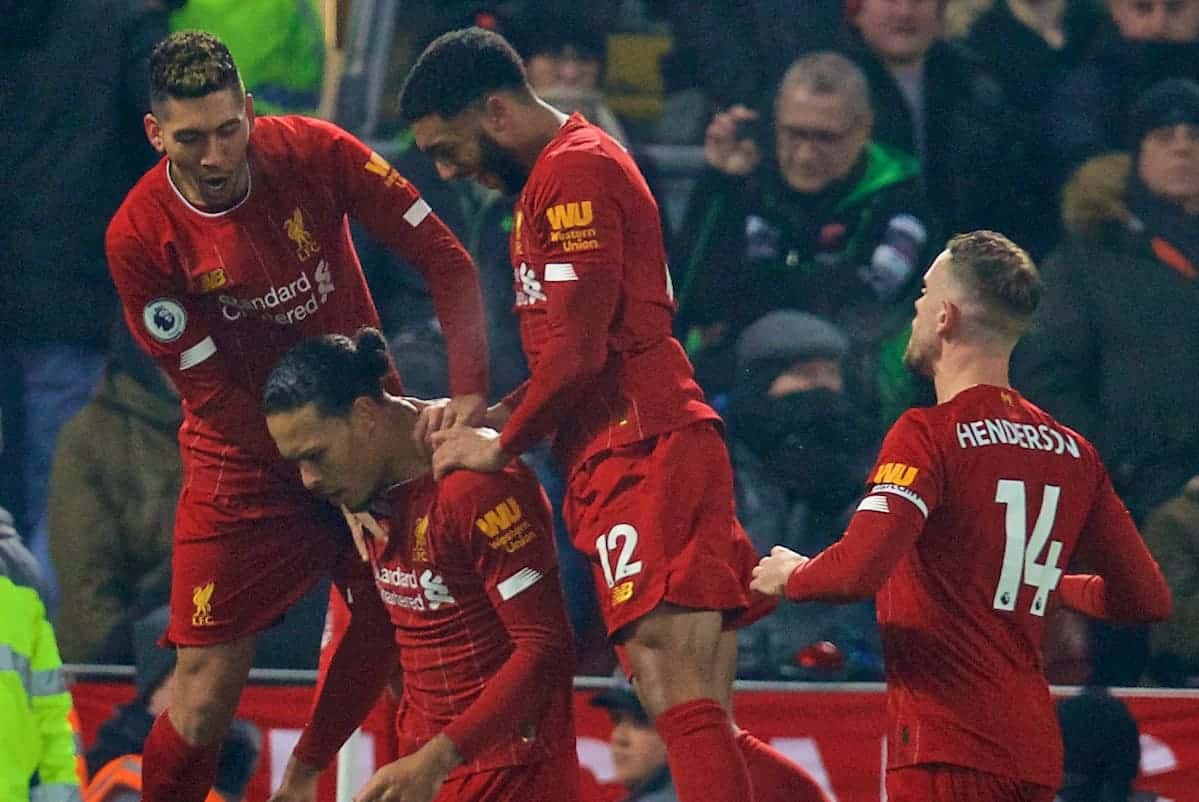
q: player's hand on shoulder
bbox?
[412,394,487,452]
[750,545,809,597]
[268,756,320,802]
[353,734,459,802]
[429,426,509,480]
[705,104,761,176]
[442,393,487,429]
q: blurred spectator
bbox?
[507,10,630,145]
[964,0,1107,252]
[966,0,1105,116]
[1056,688,1159,802]
[0,505,82,802]
[655,0,846,112]
[1016,79,1199,525]
[1046,0,1199,179]
[590,681,677,802]
[840,0,1043,253]
[49,328,181,664]
[726,311,883,680]
[1016,80,1199,687]
[1143,476,1199,686]
[676,52,935,422]
[0,0,168,613]
[168,0,325,116]
[84,607,260,802]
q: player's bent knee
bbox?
[169,639,255,746]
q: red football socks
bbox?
[140,711,222,802]
[736,729,831,802]
[656,698,752,802]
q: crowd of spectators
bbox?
[3,0,1198,691]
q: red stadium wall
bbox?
[70,679,1196,802]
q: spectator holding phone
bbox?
[674,51,938,425]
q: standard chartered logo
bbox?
[219,259,336,323]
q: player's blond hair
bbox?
[946,231,1041,340]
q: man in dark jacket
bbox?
[0,0,168,609]
[839,0,1044,253]
[677,51,936,416]
[1047,0,1199,181]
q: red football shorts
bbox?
[167,492,354,646]
[435,748,580,802]
[563,420,772,637]
[887,765,1055,802]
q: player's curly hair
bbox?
[398,27,529,124]
[263,328,390,418]
[947,230,1041,338]
[148,30,244,108]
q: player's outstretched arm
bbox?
[327,122,489,399]
[1058,472,1172,624]
[290,562,397,780]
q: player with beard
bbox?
[752,231,1173,802]
[396,27,829,802]
[105,31,490,802]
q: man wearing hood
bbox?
[1015,79,1199,686]
[1047,0,1199,183]
[727,311,883,680]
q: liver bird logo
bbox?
[284,208,320,261]
[191,581,215,627]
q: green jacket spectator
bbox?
[676,53,937,422]
[170,0,324,115]
[0,506,81,802]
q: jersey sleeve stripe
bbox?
[179,336,217,370]
[497,567,544,601]
[544,263,579,282]
[857,495,891,514]
[873,484,930,518]
[402,198,431,227]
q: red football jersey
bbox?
[367,463,575,776]
[787,385,1168,788]
[501,113,717,471]
[106,116,486,512]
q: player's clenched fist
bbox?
[750,546,810,597]
[353,734,460,802]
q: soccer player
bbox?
[262,328,578,802]
[396,27,828,802]
[105,31,490,802]
[751,231,1174,802]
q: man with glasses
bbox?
[676,51,938,424]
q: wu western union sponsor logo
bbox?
[546,202,599,253]
[476,497,537,553]
[546,201,593,230]
[873,462,919,487]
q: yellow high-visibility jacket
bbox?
[1,533,81,802]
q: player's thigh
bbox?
[168,497,351,647]
[436,750,581,802]
[887,765,1055,802]
[564,422,755,638]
